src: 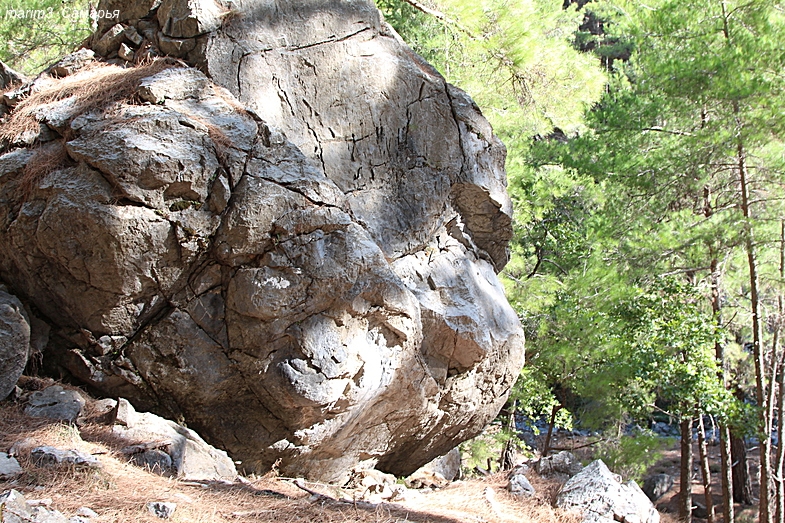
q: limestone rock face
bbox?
[0,0,524,482]
[0,289,30,400]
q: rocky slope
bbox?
[0,0,525,482]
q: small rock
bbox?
[693,501,708,519]
[146,501,176,519]
[76,507,98,518]
[0,489,34,521]
[0,60,27,89]
[642,473,673,502]
[406,447,462,486]
[405,470,449,489]
[47,49,96,78]
[506,473,535,497]
[31,446,101,469]
[25,386,86,422]
[157,33,197,57]
[118,43,135,62]
[537,450,583,477]
[130,449,173,475]
[0,452,22,479]
[93,24,127,57]
[124,26,144,46]
[112,399,236,481]
[157,0,223,38]
[111,398,134,426]
[208,175,231,214]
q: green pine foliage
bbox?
[0,0,91,75]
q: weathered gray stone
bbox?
[0,290,30,400]
[2,0,525,483]
[157,0,223,38]
[406,447,461,488]
[132,449,173,475]
[95,0,162,32]
[47,49,96,78]
[25,386,85,422]
[112,399,236,482]
[157,33,197,57]
[537,450,583,477]
[0,61,26,90]
[31,446,101,469]
[93,24,127,57]
[507,473,535,497]
[0,453,22,479]
[124,27,144,47]
[556,460,659,523]
[642,473,672,502]
[1,489,33,523]
[146,501,176,519]
[118,43,135,62]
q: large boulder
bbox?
[0,0,525,482]
[0,289,30,400]
[556,460,659,523]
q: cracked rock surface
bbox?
[0,0,525,482]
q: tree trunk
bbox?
[542,404,561,458]
[737,129,772,523]
[775,220,785,523]
[499,402,517,471]
[709,254,735,523]
[721,3,772,519]
[731,417,754,505]
[698,414,715,523]
[680,417,694,523]
[776,363,785,523]
[719,424,734,522]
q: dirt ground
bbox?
[1,379,764,523]
[0,393,580,523]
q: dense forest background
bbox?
[2,0,785,521]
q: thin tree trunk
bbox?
[707,197,734,523]
[737,127,772,523]
[777,361,785,523]
[719,424,734,521]
[680,417,694,523]
[542,404,561,458]
[709,256,734,523]
[731,390,755,505]
[499,401,517,471]
[775,220,785,523]
[698,414,715,523]
[721,3,772,518]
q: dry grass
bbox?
[0,59,178,144]
[18,139,71,199]
[206,121,235,166]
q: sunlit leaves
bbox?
[0,0,91,74]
